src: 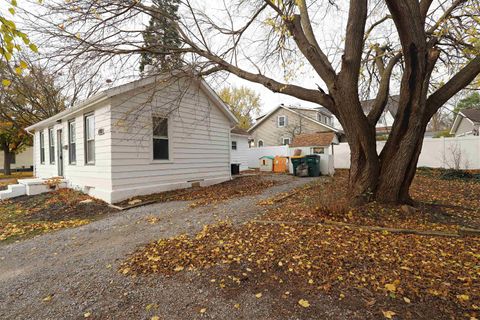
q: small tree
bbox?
[454,92,480,113]
[139,0,182,72]
[218,86,261,130]
[0,121,30,175]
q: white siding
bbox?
[108,78,232,202]
[33,102,113,200]
[230,134,249,171]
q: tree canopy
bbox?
[454,92,480,113]
[218,86,261,130]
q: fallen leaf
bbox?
[42,294,53,302]
[298,299,310,308]
[84,312,91,318]
[382,310,396,319]
[200,308,206,313]
[255,293,262,298]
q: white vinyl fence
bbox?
[247,145,289,168]
[333,136,480,169]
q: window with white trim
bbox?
[282,137,290,145]
[231,141,237,150]
[68,120,76,164]
[278,115,286,127]
[257,140,264,147]
[153,116,169,160]
[48,128,55,164]
[312,147,325,154]
[40,131,45,164]
[84,114,95,164]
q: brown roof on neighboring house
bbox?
[231,126,249,135]
[461,109,480,122]
[290,132,337,147]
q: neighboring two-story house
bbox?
[450,109,480,136]
[248,104,339,147]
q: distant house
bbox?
[450,109,480,136]
[361,95,399,135]
[23,74,238,203]
[290,132,339,156]
[230,126,250,171]
[248,104,338,147]
[0,147,33,173]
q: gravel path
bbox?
[0,175,361,320]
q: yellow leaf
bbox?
[19,60,28,69]
[382,310,396,319]
[403,297,411,304]
[298,299,310,308]
[151,316,160,320]
[174,266,184,272]
[255,293,262,298]
[200,308,206,313]
[84,312,91,318]
[42,294,53,302]
[234,303,240,309]
[457,294,469,302]
[385,283,396,292]
[2,79,11,87]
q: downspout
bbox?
[229,124,234,180]
[25,128,35,178]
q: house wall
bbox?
[250,108,331,146]
[0,147,33,171]
[230,134,249,171]
[33,101,113,201]
[454,117,475,136]
[107,79,232,203]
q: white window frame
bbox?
[84,113,95,165]
[277,115,286,127]
[152,114,172,162]
[231,140,237,150]
[39,131,45,164]
[257,139,264,147]
[68,119,76,164]
[282,137,290,145]
[48,127,55,164]
[312,147,325,154]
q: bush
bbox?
[440,169,480,181]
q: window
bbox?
[258,140,264,147]
[282,138,290,145]
[48,128,55,164]
[312,147,325,154]
[85,114,95,164]
[40,132,45,164]
[278,115,287,127]
[68,120,76,164]
[153,116,169,160]
[231,141,237,150]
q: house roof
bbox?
[290,132,338,147]
[361,95,400,117]
[461,109,480,122]
[25,74,238,131]
[450,108,480,134]
[248,104,338,133]
[231,126,249,136]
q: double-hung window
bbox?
[48,128,55,164]
[153,116,169,160]
[231,141,237,150]
[40,132,45,164]
[68,120,76,164]
[85,114,95,164]
[282,137,290,145]
[278,116,286,127]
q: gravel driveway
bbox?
[0,175,349,320]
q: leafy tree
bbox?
[1,0,38,85]
[454,92,480,113]
[0,59,65,174]
[139,0,182,72]
[218,86,261,130]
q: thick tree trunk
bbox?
[3,149,12,176]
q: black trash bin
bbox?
[305,155,321,177]
[231,163,240,175]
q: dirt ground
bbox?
[0,174,330,320]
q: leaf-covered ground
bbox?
[120,170,480,319]
[0,189,117,242]
[117,175,281,208]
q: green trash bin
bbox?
[291,156,306,176]
[305,154,321,177]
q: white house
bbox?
[0,147,33,173]
[23,74,238,203]
[450,109,480,137]
[230,126,250,172]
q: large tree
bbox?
[31,0,480,205]
[139,0,182,72]
[218,86,261,130]
[454,92,480,112]
[0,59,65,174]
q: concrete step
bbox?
[0,184,26,200]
